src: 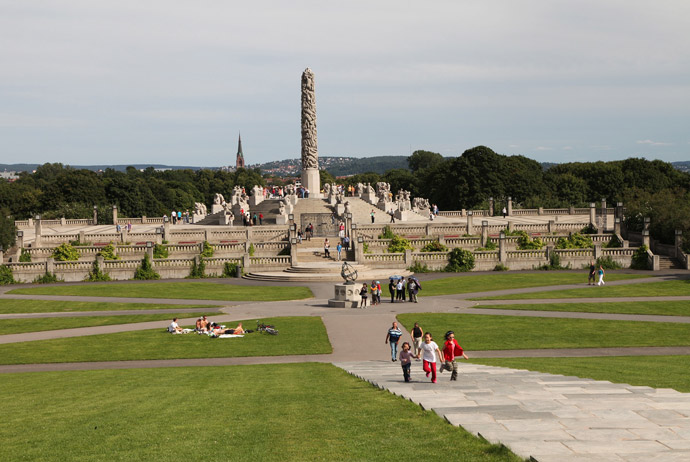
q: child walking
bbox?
[417,332,442,383]
[439,331,469,381]
[399,342,414,382]
[359,283,368,308]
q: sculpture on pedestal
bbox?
[300,68,321,196]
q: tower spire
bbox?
[236,132,245,169]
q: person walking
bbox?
[389,279,396,303]
[336,241,343,261]
[400,277,407,302]
[417,332,442,383]
[399,342,414,382]
[502,207,507,218]
[359,283,369,308]
[370,209,375,223]
[259,213,263,225]
[396,278,404,302]
[370,280,378,305]
[385,322,403,362]
[597,265,606,286]
[439,331,468,381]
[324,238,330,259]
[411,322,424,360]
[588,260,596,285]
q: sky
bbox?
[1,0,689,167]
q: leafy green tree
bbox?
[407,150,444,173]
[445,248,475,272]
[0,209,16,251]
[52,243,80,261]
[387,235,413,253]
[97,244,119,260]
[319,169,336,186]
[0,265,14,285]
[133,254,160,280]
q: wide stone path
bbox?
[336,360,690,462]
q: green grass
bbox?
[397,313,690,351]
[474,279,690,300]
[476,301,690,316]
[8,282,314,301]
[419,272,647,296]
[0,299,216,314]
[0,313,215,336]
[470,356,690,393]
[0,364,523,462]
[0,317,331,365]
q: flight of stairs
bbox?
[658,255,682,270]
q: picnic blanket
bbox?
[218,334,245,339]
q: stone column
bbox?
[601,198,607,211]
[46,257,55,274]
[79,231,85,244]
[112,205,118,225]
[499,231,507,262]
[34,216,42,248]
[589,203,596,226]
[16,231,24,250]
[642,229,650,248]
[507,197,513,216]
[163,216,170,241]
[538,207,543,215]
[548,220,554,233]
[93,206,98,225]
[643,217,650,231]
[466,211,474,235]
[614,218,621,235]
[615,202,623,220]
[0,248,4,264]
[155,227,163,245]
[481,221,489,247]
[675,230,683,258]
[594,243,602,260]
[300,68,321,198]
[488,197,494,217]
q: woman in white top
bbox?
[417,332,442,383]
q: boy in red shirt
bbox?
[440,330,468,381]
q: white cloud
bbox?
[535,146,552,151]
[636,139,672,146]
[562,146,574,150]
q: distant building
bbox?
[236,133,245,169]
[1,170,19,182]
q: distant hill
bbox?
[255,156,410,177]
[0,163,207,173]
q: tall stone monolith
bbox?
[301,68,321,198]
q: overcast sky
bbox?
[1,1,688,167]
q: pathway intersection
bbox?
[1,273,690,460]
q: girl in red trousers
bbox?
[417,332,442,383]
[439,331,469,381]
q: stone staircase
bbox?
[243,260,411,282]
[658,255,682,270]
[339,197,442,224]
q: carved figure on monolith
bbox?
[301,68,321,197]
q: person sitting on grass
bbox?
[168,318,183,334]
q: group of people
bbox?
[167,317,245,337]
[388,277,421,303]
[359,280,383,307]
[170,210,190,224]
[386,321,468,383]
[588,261,606,286]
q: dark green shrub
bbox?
[200,241,214,258]
[34,271,60,284]
[0,265,15,285]
[596,256,622,270]
[378,225,395,239]
[69,240,91,247]
[476,238,497,251]
[188,257,206,279]
[445,248,475,272]
[362,242,370,254]
[277,246,290,256]
[493,263,509,271]
[408,261,432,273]
[603,235,622,248]
[133,254,160,280]
[556,233,593,249]
[537,253,569,270]
[19,249,31,262]
[631,245,650,270]
[85,260,111,282]
[580,224,597,234]
[153,244,169,259]
[52,243,80,261]
[248,243,255,256]
[420,240,448,252]
[222,262,240,278]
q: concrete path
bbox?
[336,360,690,462]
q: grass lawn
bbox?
[0,313,216,336]
[418,272,647,296]
[470,356,690,393]
[8,282,313,301]
[0,299,217,314]
[473,279,690,300]
[397,313,690,351]
[0,363,522,462]
[475,301,690,317]
[0,316,331,365]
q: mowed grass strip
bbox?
[397,313,690,351]
[0,363,523,462]
[418,272,647,296]
[0,316,331,365]
[0,313,216,336]
[476,301,690,317]
[0,299,217,314]
[473,279,690,300]
[8,282,314,301]
[470,356,690,393]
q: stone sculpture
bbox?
[323,183,331,196]
[213,193,225,205]
[301,68,319,170]
[194,202,207,216]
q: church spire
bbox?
[236,132,245,169]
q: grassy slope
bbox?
[418,272,647,296]
[470,356,690,393]
[8,282,313,301]
[475,301,690,316]
[397,313,690,351]
[0,364,523,462]
[0,316,331,365]
[0,299,216,314]
[473,280,690,300]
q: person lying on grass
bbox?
[210,322,245,336]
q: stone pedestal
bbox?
[328,282,361,308]
[394,210,413,221]
[275,214,289,225]
[211,204,224,214]
[301,168,321,198]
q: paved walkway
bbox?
[336,361,690,462]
